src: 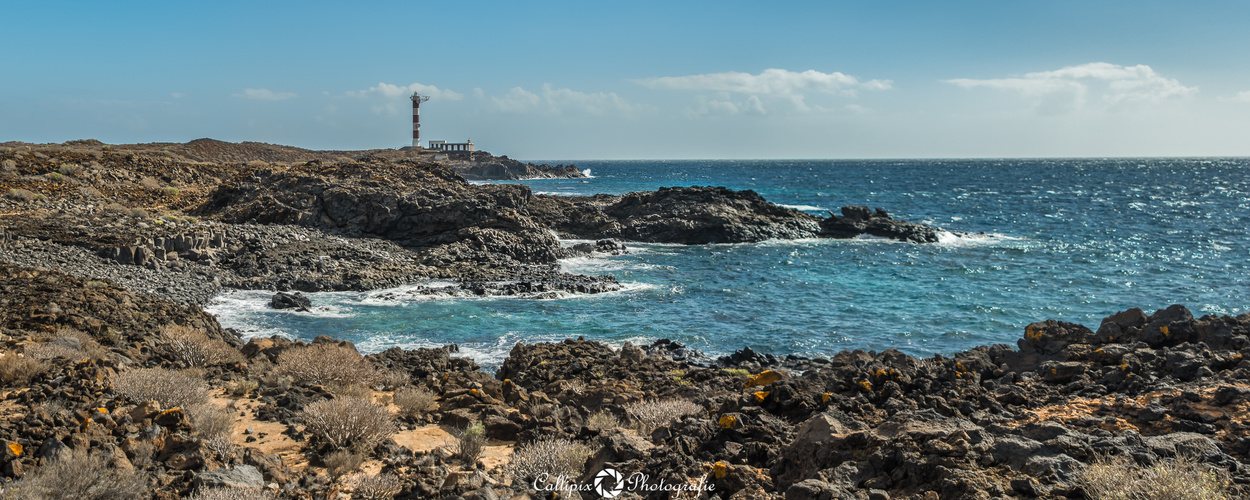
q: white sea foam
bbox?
[778,204,827,212]
[582,169,593,178]
[934,231,1022,247]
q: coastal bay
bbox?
[0,140,1247,498]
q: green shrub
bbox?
[58,163,84,176]
[5,188,40,203]
[45,172,63,182]
[455,421,486,466]
[162,186,179,197]
[721,368,751,376]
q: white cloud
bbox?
[233,88,296,101]
[686,94,766,118]
[170,92,185,99]
[488,84,646,116]
[637,68,891,114]
[1234,90,1250,102]
[947,62,1196,112]
[347,82,464,101]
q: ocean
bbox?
[205,159,1250,369]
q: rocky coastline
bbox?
[0,140,1244,499]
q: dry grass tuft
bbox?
[188,404,234,439]
[0,351,47,386]
[323,449,366,480]
[586,410,620,430]
[1078,453,1233,500]
[393,386,437,417]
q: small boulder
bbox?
[269,292,311,311]
[194,465,265,490]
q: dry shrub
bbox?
[2,448,148,499]
[188,404,234,439]
[300,397,395,451]
[455,421,486,466]
[506,437,596,483]
[507,437,595,485]
[159,324,242,367]
[203,434,239,460]
[560,379,586,395]
[112,367,210,409]
[129,207,150,218]
[0,351,47,386]
[25,340,84,361]
[354,473,402,500]
[79,186,101,197]
[189,487,277,500]
[102,202,129,214]
[323,449,366,480]
[327,382,372,399]
[6,188,40,203]
[1078,453,1233,500]
[229,379,259,396]
[624,398,702,433]
[27,327,106,361]
[379,369,410,390]
[277,343,380,388]
[586,410,619,430]
[393,386,437,416]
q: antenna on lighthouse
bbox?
[410,92,431,148]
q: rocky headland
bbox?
[0,139,1241,499]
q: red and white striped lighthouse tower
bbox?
[410,92,430,147]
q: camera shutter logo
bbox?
[594,468,624,498]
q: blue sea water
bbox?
[206,159,1250,369]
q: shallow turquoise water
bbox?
[206,159,1250,368]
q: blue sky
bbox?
[3,1,1249,159]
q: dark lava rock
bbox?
[818,205,941,243]
[269,291,311,311]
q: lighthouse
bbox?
[410,92,430,147]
